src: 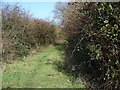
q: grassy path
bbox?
[2,45,86,88]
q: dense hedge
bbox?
[55,2,120,89]
[2,3,57,62]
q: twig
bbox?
[70,33,87,59]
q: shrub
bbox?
[54,2,120,89]
[2,3,57,62]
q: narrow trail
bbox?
[2,45,86,88]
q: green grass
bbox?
[2,45,86,88]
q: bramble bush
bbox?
[54,2,120,89]
[2,3,57,62]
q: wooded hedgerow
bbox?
[54,2,120,89]
[2,4,57,62]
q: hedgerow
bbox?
[2,3,57,62]
[54,2,120,89]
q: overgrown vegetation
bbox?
[2,2,120,89]
[2,3,62,62]
[54,2,120,89]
